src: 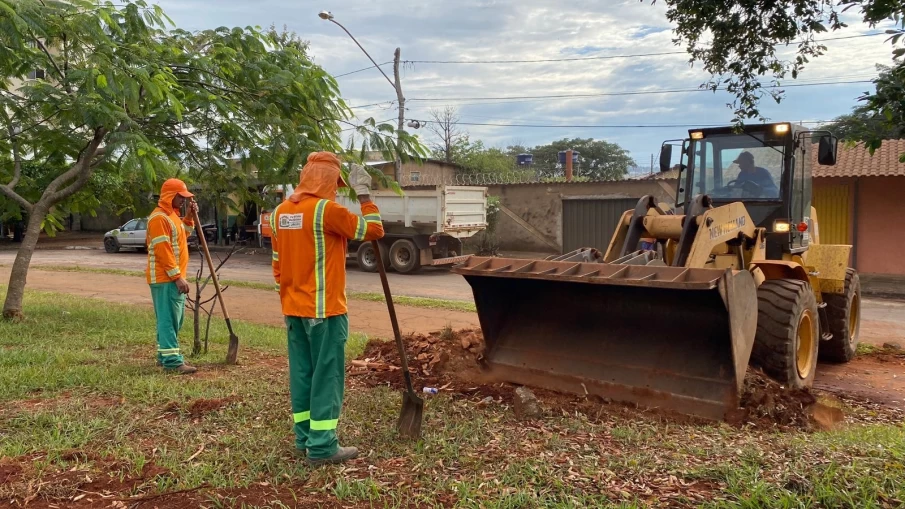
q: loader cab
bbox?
[660,123,837,259]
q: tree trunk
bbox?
[3,206,48,320]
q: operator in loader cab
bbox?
[270,152,384,466]
[733,151,778,197]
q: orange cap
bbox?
[161,178,194,198]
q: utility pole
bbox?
[393,47,404,183]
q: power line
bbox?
[407,79,873,103]
[348,101,395,110]
[401,32,886,65]
[333,62,393,78]
[427,120,833,129]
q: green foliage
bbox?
[475,195,501,256]
[444,135,515,174]
[859,61,905,160]
[656,0,905,134]
[818,102,903,143]
[525,138,635,180]
[0,0,425,223]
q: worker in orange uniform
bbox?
[146,178,198,374]
[270,152,384,466]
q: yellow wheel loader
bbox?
[452,123,861,420]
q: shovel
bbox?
[192,205,240,364]
[372,240,423,439]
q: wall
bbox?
[855,176,905,276]
[80,209,134,231]
[483,180,678,253]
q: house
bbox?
[812,139,905,293]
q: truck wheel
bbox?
[819,269,861,363]
[751,279,819,389]
[104,237,120,253]
[356,242,388,273]
[389,239,421,274]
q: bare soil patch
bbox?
[350,328,903,430]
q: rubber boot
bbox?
[306,446,358,466]
[168,363,197,374]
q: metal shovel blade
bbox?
[225,329,240,365]
[397,384,424,439]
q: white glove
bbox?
[348,163,372,196]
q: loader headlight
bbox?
[773,220,791,233]
[690,131,704,140]
[774,123,790,134]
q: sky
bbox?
[153,0,896,169]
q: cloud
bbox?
[152,0,895,162]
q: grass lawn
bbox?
[1,287,904,508]
[22,264,478,313]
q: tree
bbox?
[528,138,635,180]
[656,0,905,149]
[819,96,903,142]
[426,106,466,163]
[0,0,424,320]
[452,136,515,174]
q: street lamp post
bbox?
[320,11,404,183]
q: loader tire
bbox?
[819,269,861,363]
[751,279,819,389]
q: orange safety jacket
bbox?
[145,192,194,285]
[271,151,385,319]
[270,198,383,318]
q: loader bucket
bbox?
[452,256,758,420]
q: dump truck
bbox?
[338,185,488,274]
[453,122,860,420]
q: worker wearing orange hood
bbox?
[270,152,384,466]
[146,178,199,374]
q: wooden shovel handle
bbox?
[192,206,230,321]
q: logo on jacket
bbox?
[279,213,303,230]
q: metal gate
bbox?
[562,198,639,253]
[812,184,851,245]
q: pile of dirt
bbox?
[350,328,845,430]
[349,328,511,401]
[159,397,240,419]
[727,370,839,431]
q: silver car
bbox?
[104,218,148,253]
[104,217,205,253]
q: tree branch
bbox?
[41,126,107,205]
[7,125,22,189]
[0,184,33,213]
[33,35,69,92]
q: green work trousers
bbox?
[286,314,349,459]
[150,282,186,369]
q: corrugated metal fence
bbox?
[812,184,851,245]
[562,198,639,252]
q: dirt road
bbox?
[0,247,475,302]
[0,268,479,339]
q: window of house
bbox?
[28,69,45,80]
[410,171,421,183]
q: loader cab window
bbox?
[688,133,783,201]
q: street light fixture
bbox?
[320,10,407,182]
[318,12,396,91]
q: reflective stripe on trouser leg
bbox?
[150,282,186,368]
[305,314,349,459]
[286,316,312,451]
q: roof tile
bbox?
[812,139,905,178]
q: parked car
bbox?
[104,218,216,253]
